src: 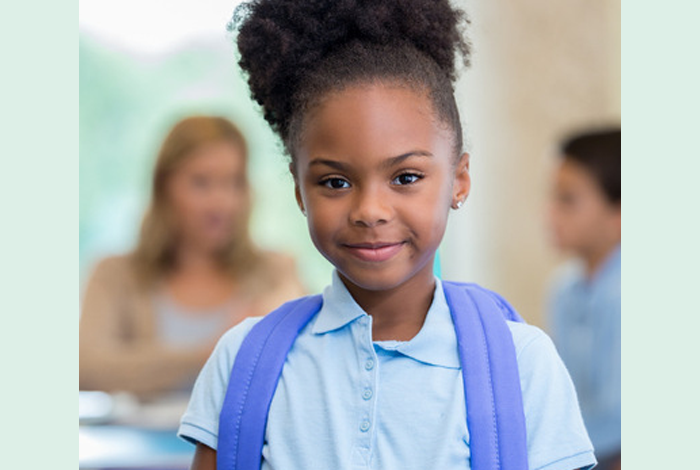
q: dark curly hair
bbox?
[560,128,621,204]
[229,0,471,163]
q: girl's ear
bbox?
[290,162,307,216]
[451,152,471,209]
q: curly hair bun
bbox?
[231,0,470,148]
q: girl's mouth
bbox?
[342,242,406,263]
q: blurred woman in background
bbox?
[79,116,305,398]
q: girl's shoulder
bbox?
[211,291,319,373]
[505,321,553,359]
[204,316,267,379]
[217,316,266,350]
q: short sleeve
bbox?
[177,317,262,449]
[509,322,597,470]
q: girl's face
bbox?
[293,83,470,292]
[549,158,620,256]
[166,140,249,253]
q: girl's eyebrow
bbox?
[308,158,348,171]
[382,150,433,169]
[308,151,433,171]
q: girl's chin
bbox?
[337,266,422,293]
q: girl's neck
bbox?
[340,266,436,342]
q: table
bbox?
[79,425,194,470]
[79,391,194,470]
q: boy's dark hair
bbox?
[229,0,471,162]
[560,128,621,204]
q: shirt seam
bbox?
[514,329,546,360]
[178,421,218,449]
[533,449,596,470]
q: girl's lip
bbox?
[342,242,406,262]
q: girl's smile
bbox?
[341,241,407,263]
[293,82,470,297]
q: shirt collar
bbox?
[312,270,460,369]
[311,270,369,334]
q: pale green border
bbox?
[1,0,76,467]
[623,1,700,467]
[4,1,699,468]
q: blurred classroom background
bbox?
[80,0,620,326]
[79,0,620,468]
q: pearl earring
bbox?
[453,199,464,209]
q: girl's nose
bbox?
[349,186,393,227]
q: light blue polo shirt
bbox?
[179,271,596,470]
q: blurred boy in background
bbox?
[547,128,621,470]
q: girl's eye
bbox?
[321,177,350,189]
[392,173,422,185]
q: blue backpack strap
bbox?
[218,283,528,470]
[217,295,323,470]
[443,281,529,470]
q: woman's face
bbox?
[293,83,470,293]
[166,140,249,253]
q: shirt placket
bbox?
[351,315,379,469]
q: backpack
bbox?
[217,281,529,470]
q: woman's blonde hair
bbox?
[133,116,262,285]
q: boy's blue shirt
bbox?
[180,271,596,470]
[549,245,621,458]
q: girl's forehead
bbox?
[314,82,433,116]
[298,83,450,157]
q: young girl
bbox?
[179,1,596,469]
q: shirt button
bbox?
[362,389,373,400]
[364,359,374,370]
[360,420,371,432]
